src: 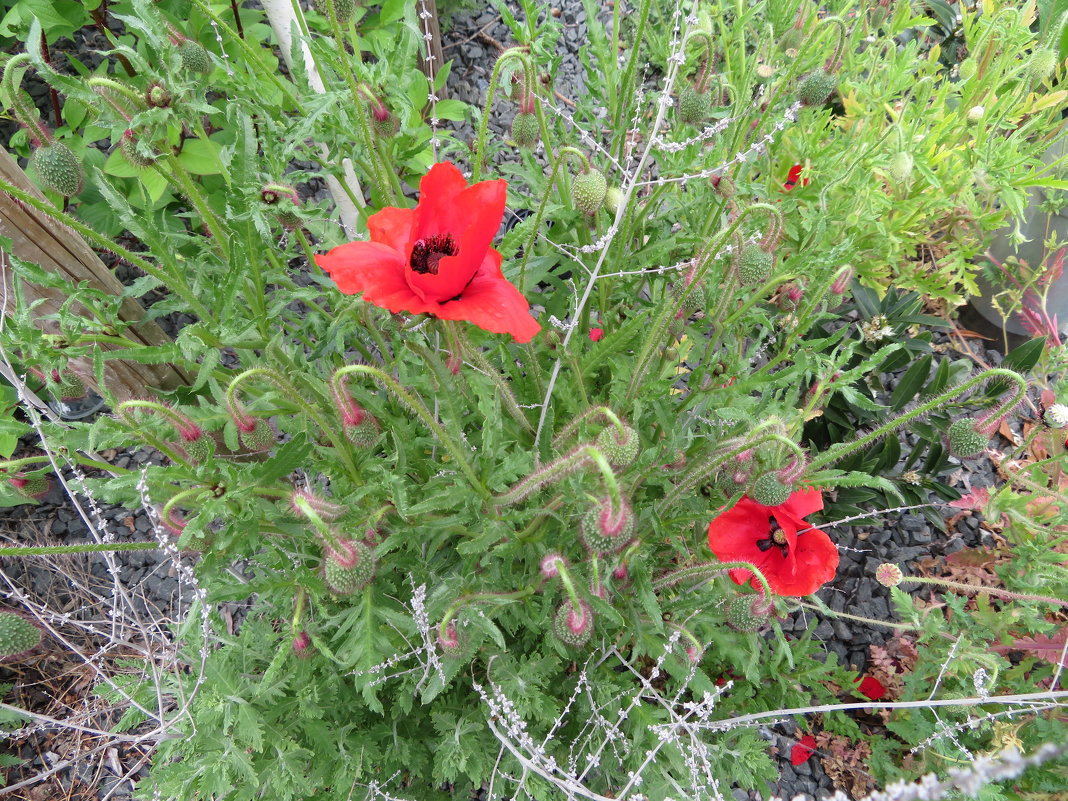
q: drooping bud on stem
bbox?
[330,369,380,447]
[290,489,345,522]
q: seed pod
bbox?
[30,142,83,197]
[798,70,837,107]
[603,186,625,214]
[749,473,791,507]
[571,168,608,215]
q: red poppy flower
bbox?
[856,676,887,701]
[707,488,838,596]
[782,164,809,191]
[316,162,541,343]
[790,734,817,766]
[589,327,604,342]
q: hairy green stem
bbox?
[552,406,628,451]
[808,369,1028,472]
[0,541,160,557]
[653,560,773,608]
[902,576,1068,610]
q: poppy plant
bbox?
[316,162,541,343]
[707,487,838,596]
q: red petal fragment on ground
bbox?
[790,735,817,765]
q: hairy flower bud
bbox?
[966,105,985,124]
[369,99,399,137]
[710,174,735,198]
[737,244,774,285]
[437,621,466,657]
[947,417,987,459]
[677,82,711,125]
[31,142,83,197]
[314,0,357,22]
[552,600,593,648]
[798,70,837,106]
[323,540,375,594]
[237,417,275,452]
[888,151,914,183]
[540,552,566,578]
[1026,47,1058,84]
[749,473,792,507]
[8,474,50,500]
[120,129,156,168]
[725,595,768,632]
[0,611,44,662]
[177,39,212,73]
[830,265,854,295]
[292,630,313,657]
[603,186,625,215]
[572,168,608,215]
[511,112,539,148]
[49,369,86,401]
[595,424,639,468]
[580,499,635,554]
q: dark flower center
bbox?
[756,516,790,557]
[410,234,458,275]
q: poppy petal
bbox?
[708,496,774,554]
[316,241,431,315]
[367,206,415,253]
[434,249,540,342]
[412,162,470,242]
[791,735,817,766]
[856,676,887,701]
[767,528,839,596]
[406,178,506,303]
[780,486,824,520]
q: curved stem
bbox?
[332,365,489,499]
[438,587,535,642]
[625,203,783,405]
[552,406,627,450]
[808,369,1028,472]
[497,444,617,509]
[653,560,773,608]
[472,48,536,182]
